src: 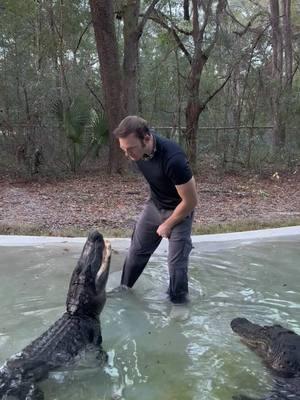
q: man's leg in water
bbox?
[121,200,162,288]
[166,212,193,304]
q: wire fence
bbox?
[0,123,299,175]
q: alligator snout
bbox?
[66,231,111,316]
[230,317,251,333]
[88,230,104,242]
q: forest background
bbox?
[0,0,299,236]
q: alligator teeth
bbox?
[96,240,111,281]
[104,240,112,260]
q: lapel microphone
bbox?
[142,134,156,161]
[142,153,154,161]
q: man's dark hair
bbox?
[113,116,150,140]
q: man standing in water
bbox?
[113,116,197,307]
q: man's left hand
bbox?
[157,223,172,238]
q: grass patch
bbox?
[0,219,299,238]
[0,223,50,236]
[192,218,300,235]
[0,223,133,238]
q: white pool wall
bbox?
[0,226,299,253]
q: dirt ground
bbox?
[0,170,299,236]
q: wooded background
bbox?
[0,0,299,176]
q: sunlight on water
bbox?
[0,235,299,399]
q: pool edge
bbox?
[0,225,299,248]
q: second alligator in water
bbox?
[0,230,111,400]
[231,317,300,400]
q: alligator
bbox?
[231,317,300,400]
[0,230,111,400]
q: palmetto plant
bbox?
[51,96,109,172]
[51,96,91,172]
[91,110,109,158]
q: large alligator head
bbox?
[66,230,111,318]
[231,317,300,378]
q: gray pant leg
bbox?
[121,200,162,288]
[165,211,194,303]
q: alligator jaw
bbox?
[231,318,270,353]
[66,231,111,317]
[95,240,112,314]
[96,240,112,292]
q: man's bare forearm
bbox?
[164,200,195,229]
[156,177,198,238]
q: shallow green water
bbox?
[0,236,299,399]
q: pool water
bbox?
[0,235,299,400]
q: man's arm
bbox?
[156,177,198,238]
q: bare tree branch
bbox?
[198,0,213,44]
[204,0,226,57]
[74,21,92,56]
[150,10,192,63]
[137,0,161,36]
[202,72,232,110]
[85,81,105,112]
[226,6,268,36]
[148,9,192,35]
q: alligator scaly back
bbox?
[0,231,111,400]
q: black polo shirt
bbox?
[136,134,193,209]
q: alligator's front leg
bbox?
[24,383,44,400]
[95,347,108,364]
[6,382,44,400]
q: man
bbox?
[113,116,198,304]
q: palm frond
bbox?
[92,111,109,146]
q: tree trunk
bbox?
[270,0,285,149]
[183,0,190,21]
[185,56,205,167]
[123,0,140,115]
[185,99,203,167]
[46,1,60,94]
[89,0,125,173]
[34,0,42,72]
[122,0,160,115]
[183,0,226,170]
[282,0,293,86]
[58,0,71,104]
